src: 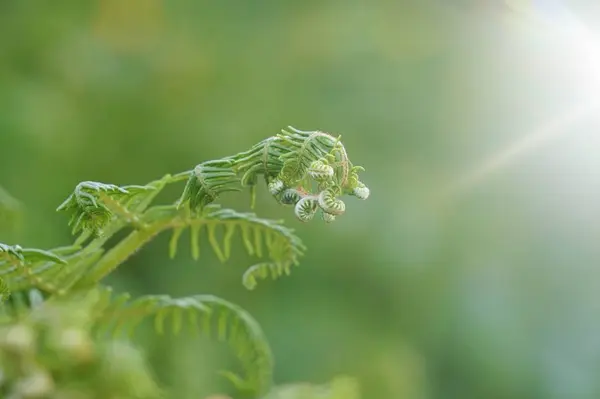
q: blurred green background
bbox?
[3,0,600,398]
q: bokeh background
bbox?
[2,0,600,398]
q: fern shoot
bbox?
[0,126,369,398]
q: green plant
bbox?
[0,126,369,399]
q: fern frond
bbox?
[317,188,345,216]
[57,181,154,236]
[164,205,305,289]
[178,126,370,224]
[233,137,288,186]
[178,160,241,212]
[93,286,274,398]
[294,197,319,222]
[276,127,338,186]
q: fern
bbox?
[0,243,67,295]
[179,126,370,223]
[166,204,306,290]
[0,126,369,398]
[57,181,154,236]
[92,286,273,397]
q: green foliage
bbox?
[0,127,369,398]
[0,296,162,399]
[57,181,153,236]
[92,287,273,397]
[0,243,67,296]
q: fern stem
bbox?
[74,224,166,287]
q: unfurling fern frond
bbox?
[318,188,345,216]
[178,160,240,212]
[0,124,369,398]
[276,127,337,186]
[57,181,153,236]
[234,137,287,185]
[268,178,285,196]
[166,205,306,290]
[294,197,319,223]
[351,181,370,200]
[279,189,303,206]
[177,126,370,225]
[93,287,273,398]
[307,160,334,182]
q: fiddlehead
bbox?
[179,126,370,225]
[92,286,273,398]
[0,124,369,399]
[57,181,154,236]
[294,197,319,223]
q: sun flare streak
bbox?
[443,1,600,202]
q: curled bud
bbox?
[318,188,345,216]
[280,189,303,206]
[268,179,285,196]
[308,160,334,182]
[294,197,318,222]
[321,211,336,223]
[352,182,370,200]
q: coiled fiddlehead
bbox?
[294,197,319,223]
[318,188,346,216]
[179,126,370,224]
[279,189,303,206]
[307,159,335,182]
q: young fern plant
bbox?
[0,126,369,399]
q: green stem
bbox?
[69,171,196,287]
[74,222,169,287]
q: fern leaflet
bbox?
[92,286,274,398]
